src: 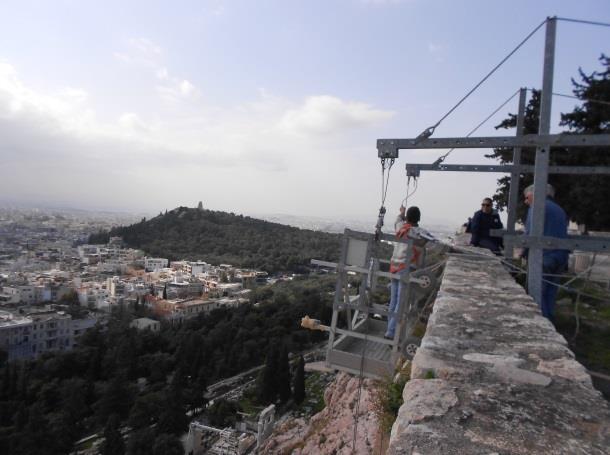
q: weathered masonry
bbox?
[388,253,610,454]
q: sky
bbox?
[0,0,609,229]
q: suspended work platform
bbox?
[303,228,444,379]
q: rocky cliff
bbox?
[260,372,383,454]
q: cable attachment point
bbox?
[414,126,436,144]
[431,154,447,167]
[374,206,386,241]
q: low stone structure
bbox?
[388,253,610,454]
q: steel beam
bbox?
[378,133,610,158]
[528,17,557,306]
[405,163,610,175]
[503,234,610,252]
[506,88,528,258]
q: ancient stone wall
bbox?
[388,253,610,454]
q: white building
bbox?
[130,317,161,332]
[144,257,169,272]
[29,311,73,357]
[184,261,210,276]
[1,310,76,360]
[0,287,21,305]
[0,311,33,360]
[72,316,99,344]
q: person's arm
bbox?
[492,213,504,248]
[470,212,481,246]
[520,208,531,258]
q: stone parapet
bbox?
[388,253,610,454]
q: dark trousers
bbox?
[541,255,567,322]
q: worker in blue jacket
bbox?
[469,197,504,254]
[522,184,569,322]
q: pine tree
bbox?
[278,345,292,403]
[258,343,279,403]
[153,433,184,455]
[488,56,610,229]
[100,414,125,455]
[293,355,306,405]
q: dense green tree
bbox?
[207,398,239,428]
[152,433,183,455]
[258,343,280,404]
[95,373,134,424]
[278,345,292,403]
[128,392,163,429]
[488,56,610,229]
[100,414,125,455]
[293,355,306,405]
[126,427,155,455]
[156,379,189,435]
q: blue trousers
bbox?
[541,255,567,322]
[386,270,407,338]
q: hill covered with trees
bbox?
[90,206,342,273]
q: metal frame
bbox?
[310,228,436,379]
[376,17,610,306]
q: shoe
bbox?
[384,334,393,340]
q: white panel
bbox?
[345,238,368,268]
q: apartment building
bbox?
[144,257,169,272]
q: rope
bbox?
[352,258,376,452]
[572,253,597,340]
[381,159,394,206]
[432,88,522,165]
[551,91,610,107]
[352,325,367,452]
[417,19,547,138]
[556,17,610,28]
[401,177,418,207]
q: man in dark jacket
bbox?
[469,197,503,253]
[522,184,569,322]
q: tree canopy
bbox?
[0,274,333,454]
[91,207,341,273]
[488,55,610,229]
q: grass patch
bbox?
[372,365,410,434]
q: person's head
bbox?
[523,184,555,206]
[406,206,421,225]
[481,197,493,214]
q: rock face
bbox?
[388,254,610,454]
[259,372,382,454]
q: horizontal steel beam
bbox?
[405,163,610,176]
[378,133,610,158]
[503,234,610,252]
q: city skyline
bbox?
[1,0,609,228]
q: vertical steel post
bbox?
[505,88,528,258]
[527,17,556,305]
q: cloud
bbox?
[0,61,399,215]
[428,42,442,53]
[156,67,169,80]
[128,37,163,57]
[113,38,199,102]
[118,112,149,132]
[156,78,200,102]
[113,52,131,63]
[279,95,394,135]
[180,80,195,96]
